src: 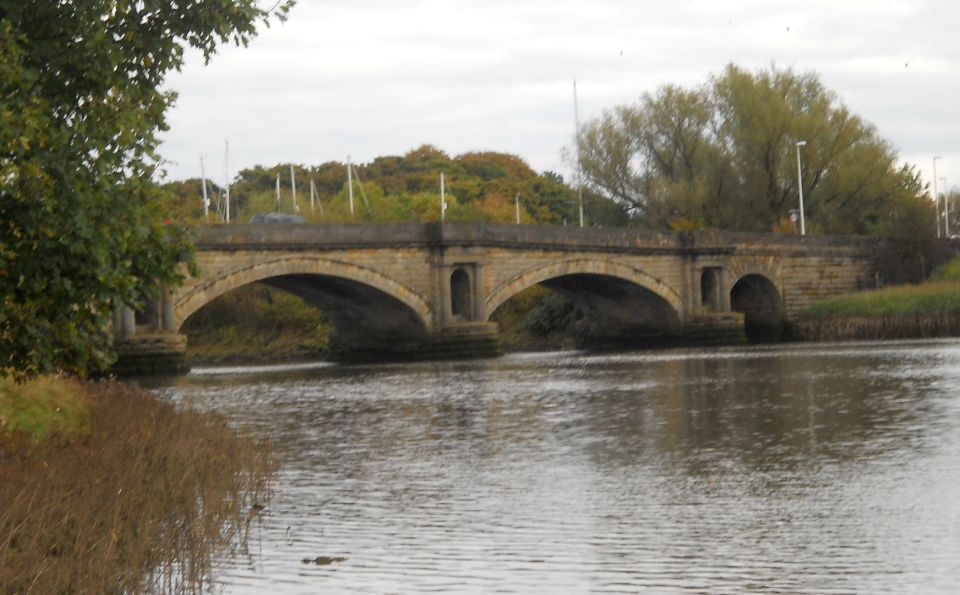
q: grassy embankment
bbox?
[797,258,960,340]
[0,376,277,594]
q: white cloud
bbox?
[159,0,960,195]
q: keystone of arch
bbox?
[484,258,684,319]
[173,255,431,330]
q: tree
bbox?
[576,64,930,234]
[0,0,292,378]
[196,147,626,227]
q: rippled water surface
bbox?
[150,340,960,593]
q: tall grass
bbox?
[800,282,960,319]
[1,379,277,594]
[797,269,960,340]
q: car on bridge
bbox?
[249,212,306,224]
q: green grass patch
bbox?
[800,282,960,319]
[930,257,960,282]
[0,376,90,442]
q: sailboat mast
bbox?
[224,140,231,223]
[440,172,446,222]
[200,156,209,219]
[275,173,281,212]
[573,81,584,228]
[290,164,298,212]
[347,156,355,216]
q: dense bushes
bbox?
[182,283,331,362]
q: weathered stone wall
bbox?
[718,233,875,318]
[172,222,877,337]
[177,247,435,329]
[114,223,883,369]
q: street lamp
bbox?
[942,176,950,236]
[795,141,807,236]
[933,156,941,238]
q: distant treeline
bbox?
[161,145,628,228]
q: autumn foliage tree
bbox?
[0,0,292,378]
[576,64,932,235]
[194,145,627,227]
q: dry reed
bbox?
[0,380,277,594]
[796,313,960,341]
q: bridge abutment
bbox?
[111,292,189,376]
[328,322,502,362]
[113,333,189,376]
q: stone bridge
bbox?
[115,222,879,370]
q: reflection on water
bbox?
[150,340,960,593]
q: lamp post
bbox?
[933,156,941,238]
[795,141,807,236]
[942,176,950,236]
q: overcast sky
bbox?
[159,0,959,198]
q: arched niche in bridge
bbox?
[730,274,784,341]
[174,257,432,359]
[450,268,473,321]
[485,260,684,348]
[700,267,722,312]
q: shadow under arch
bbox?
[485,259,683,348]
[175,256,432,358]
[729,273,784,341]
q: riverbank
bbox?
[0,376,277,593]
[797,280,960,341]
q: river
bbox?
[149,339,960,593]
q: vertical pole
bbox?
[275,174,281,212]
[347,156,355,216]
[316,180,325,214]
[933,156,941,238]
[309,179,316,213]
[573,80,584,228]
[795,141,807,236]
[290,164,298,212]
[224,140,230,223]
[942,176,949,236]
[515,193,520,224]
[200,156,209,220]
[441,172,446,222]
[578,189,584,228]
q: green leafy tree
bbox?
[577,64,930,235]
[0,0,292,378]
[196,146,625,227]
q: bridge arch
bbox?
[173,255,432,332]
[728,271,785,341]
[486,258,684,347]
[485,258,684,318]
